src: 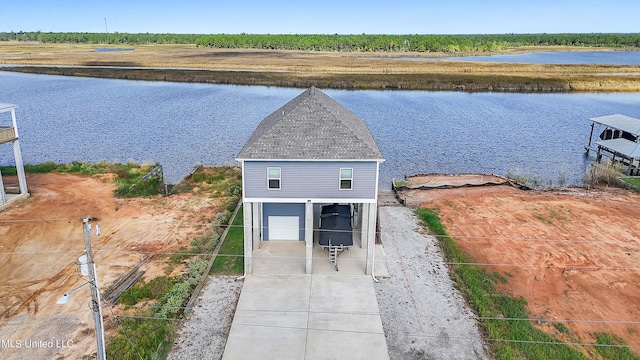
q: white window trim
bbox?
[339,168,353,190]
[267,167,281,190]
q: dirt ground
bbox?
[399,181,640,355]
[0,173,221,359]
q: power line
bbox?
[86,313,640,350]
[0,216,637,245]
[0,223,636,246]
[1,247,638,273]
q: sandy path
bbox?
[375,206,488,360]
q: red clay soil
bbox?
[0,173,221,359]
[401,184,640,355]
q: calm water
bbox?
[436,51,640,65]
[2,71,640,187]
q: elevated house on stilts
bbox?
[0,103,28,209]
[236,87,384,274]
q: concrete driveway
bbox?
[222,274,389,360]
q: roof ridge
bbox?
[237,87,384,160]
[312,91,383,157]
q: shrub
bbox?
[117,276,178,306]
[224,184,242,196]
[224,195,239,212]
[118,287,152,306]
[190,231,220,253]
[187,258,209,279]
[154,258,207,319]
[214,210,232,227]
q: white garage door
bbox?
[268,216,299,241]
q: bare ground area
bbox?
[398,182,640,356]
[376,206,488,360]
[0,173,222,359]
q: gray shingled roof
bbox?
[237,87,384,160]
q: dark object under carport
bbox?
[319,204,353,270]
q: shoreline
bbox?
[1,43,640,92]
[3,65,640,92]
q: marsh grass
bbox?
[585,162,640,192]
[2,42,639,91]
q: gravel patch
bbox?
[168,275,243,360]
[375,206,488,360]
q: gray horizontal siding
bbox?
[244,161,377,200]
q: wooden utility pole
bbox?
[83,217,106,360]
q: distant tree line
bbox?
[195,33,640,52]
[1,32,639,51]
[0,31,201,44]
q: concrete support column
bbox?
[10,109,27,195]
[365,202,378,275]
[0,168,5,205]
[360,203,369,250]
[13,140,27,195]
[305,201,313,274]
[243,202,253,275]
[252,202,261,250]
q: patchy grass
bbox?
[118,276,178,306]
[621,177,640,192]
[415,208,587,360]
[210,206,244,275]
[171,165,241,197]
[107,316,175,360]
[593,333,640,360]
[554,322,572,334]
[1,160,162,197]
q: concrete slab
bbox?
[223,324,307,360]
[253,241,389,277]
[253,242,307,275]
[235,275,310,312]
[309,275,379,314]
[308,312,384,333]
[306,329,389,360]
[223,274,389,360]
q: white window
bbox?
[267,167,281,190]
[339,168,353,190]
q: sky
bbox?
[2,0,638,35]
